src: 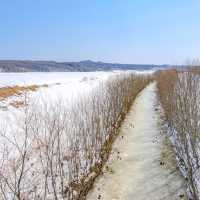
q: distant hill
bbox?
[0,60,169,72]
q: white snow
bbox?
[0,71,153,110]
[0,72,111,87]
[0,70,154,199]
[0,72,115,108]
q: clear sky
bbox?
[0,0,200,64]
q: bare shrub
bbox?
[156,68,200,199]
[0,73,151,200]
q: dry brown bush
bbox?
[0,73,152,200]
[156,68,200,200]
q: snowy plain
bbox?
[0,70,154,109]
[0,71,121,147]
[0,70,155,199]
[0,71,121,199]
[0,72,115,109]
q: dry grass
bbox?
[155,69,178,121]
[10,100,25,108]
[156,68,200,199]
[0,84,48,101]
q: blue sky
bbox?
[0,0,200,64]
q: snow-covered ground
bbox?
[0,72,116,109]
[0,72,113,87]
[0,71,154,110]
[0,71,154,199]
[0,71,154,87]
[0,71,119,199]
[0,71,117,158]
